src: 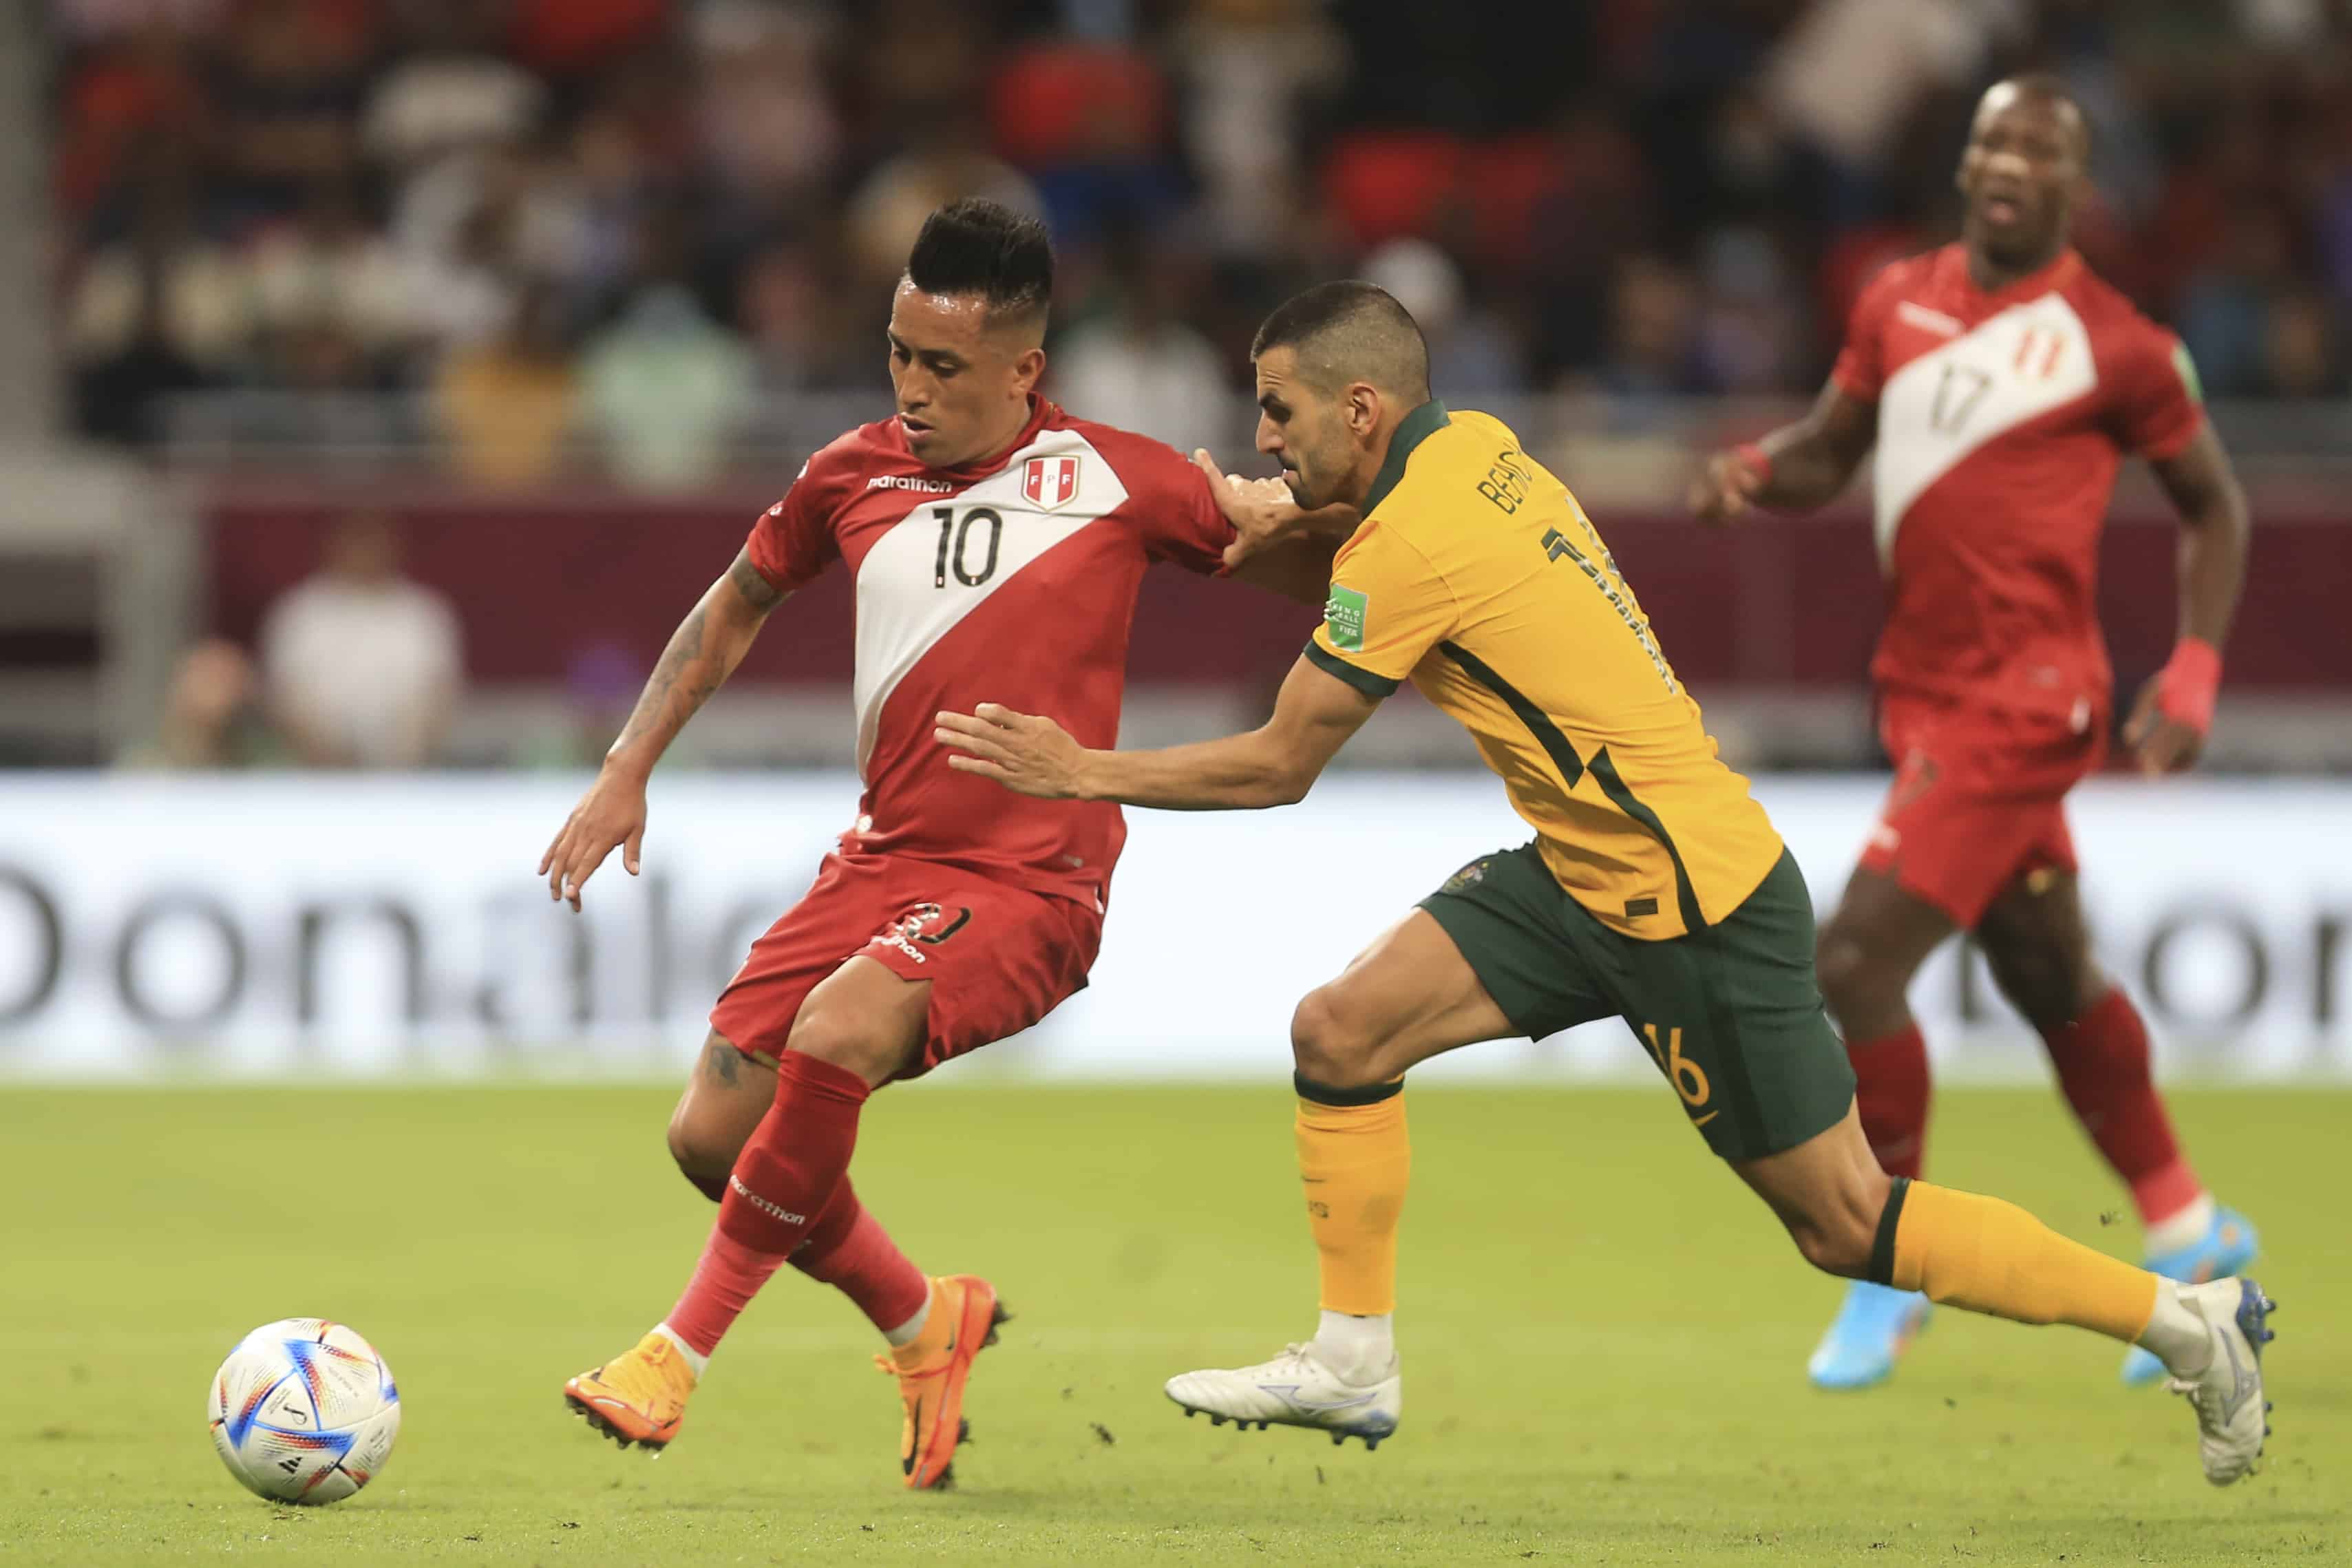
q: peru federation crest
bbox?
[1021,455,1081,510]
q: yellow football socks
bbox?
[1293,1080,1410,1315]
[1887,1178,2158,1343]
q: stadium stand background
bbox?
[8,0,2352,774]
[3,1,2349,1081]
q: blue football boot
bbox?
[1808,1280,1933,1390]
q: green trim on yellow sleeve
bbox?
[1304,639,1401,698]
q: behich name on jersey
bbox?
[869,474,959,494]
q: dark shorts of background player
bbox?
[710,851,1103,1082]
[1419,844,1853,1163]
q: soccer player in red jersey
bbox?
[538,200,1333,1486]
[1691,76,2255,1391]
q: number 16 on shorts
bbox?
[1640,1024,1717,1129]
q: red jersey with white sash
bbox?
[744,396,1231,909]
[1832,244,2203,729]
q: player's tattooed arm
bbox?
[727,549,787,614]
[538,549,787,908]
[937,653,1379,811]
[606,549,783,772]
[1691,381,1878,522]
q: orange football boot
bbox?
[879,1275,1010,1489]
[563,1331,696,1452]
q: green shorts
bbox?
[1419,844,1853,1162]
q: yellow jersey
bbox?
[1308,401,1783,940]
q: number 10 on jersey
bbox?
[933,507,1004,589]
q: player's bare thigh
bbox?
[1290,909,1520,1090]
[1814,865,1956,1041]
[781,953,933,1088]
[1973,865,2104,1032]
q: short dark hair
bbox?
[904,198,1055,330]
[1251,281,1430,403]
[1984,72,2091,160]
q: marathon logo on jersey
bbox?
[869,474,957,494]
[1021,455,1082,510]
[872,903,973,965]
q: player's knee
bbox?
[782,1008,907,1086]
[1289,985,1387,1088]
[1789,1224,1865,1279]
[1781,1174,1892,1280]
[1995,968,2076,1034]
[1815,924,1895,1026]
[1990,953,2101,1036]
[664,1110,735,1197]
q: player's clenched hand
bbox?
[538,765,649,910]
[2123,676,2205,776]
[1194,449,1313,570]
[1688,447,1765,525]
[934,704,1087,798]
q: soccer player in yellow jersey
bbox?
[933,282,2274,1486]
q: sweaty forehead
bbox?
[890,282,995,352]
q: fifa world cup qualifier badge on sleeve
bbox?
[1324,586,1368,653]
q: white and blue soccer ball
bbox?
[208,1319,400,1505]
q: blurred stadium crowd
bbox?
[53,0,2352,485]
[17,0,2351,774]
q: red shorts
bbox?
[1858,695,2105,930]
[710,851,1103,1081]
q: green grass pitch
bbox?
[2,1083,2340,1566]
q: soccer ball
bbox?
[207,1319,400,1505]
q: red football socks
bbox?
[664,1226,791,1357]
[1848,1022,1931,1180]
[790,1177,929,1335]
[2041,988,2203,1225]
[664,1051,873,1356]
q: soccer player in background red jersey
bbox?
[538,199,1337,1485]
[1691,76,2255,1391]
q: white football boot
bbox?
[1164,1342,1400,1448]
[2165,1276,2276,1486]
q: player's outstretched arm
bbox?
[936,653,1379,810]
[1690,381,1877,522]
[2125,423,2250,775]
[539,550,786,908]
